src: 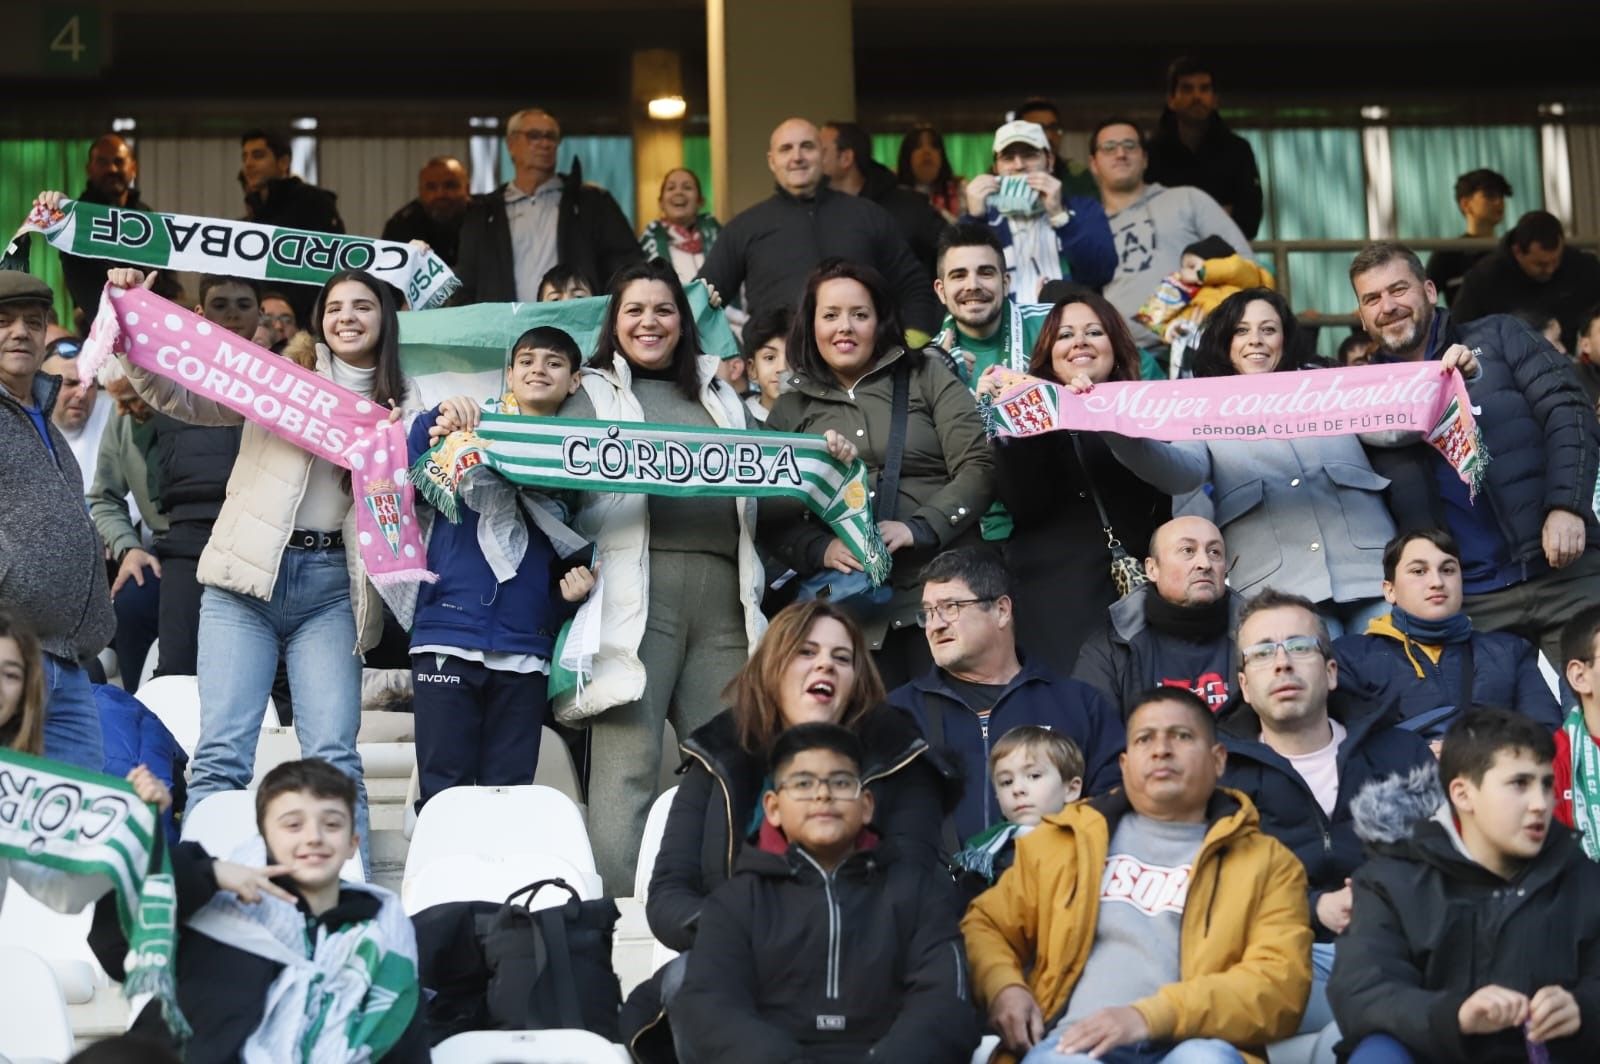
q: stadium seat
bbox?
[181,791,366,882]
[633,786,678,902]
[134,674,279,758]
[403,852,596,915]
[402,730,586,841]
[431,1028,629,1064]
[0,945,75,1063]
[972,1034,1000,1064]
[247,725,303,787]
[0,887,106,1005]
[404,785,600,899]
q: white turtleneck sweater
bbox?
[292,356,375,532]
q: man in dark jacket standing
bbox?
[1220,588,1434,1042]
[0,270,112,769]
[61,134,154,323]
[1353,241,1600,669]
[819,121,947,280]
[239,128,344,324]
[380,156,471,268]
[1330,709,1600,1063]
[699,117,943,337]
[888,548,1124,842]
[1453,210,1600,350]
[455,108,642,303]
[1144,57,1264,240]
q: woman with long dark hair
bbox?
[897,125,965,222]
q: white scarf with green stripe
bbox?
[0,748,188,1041]
[411,413,890,583]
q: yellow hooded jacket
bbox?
[962,788,1311,1064]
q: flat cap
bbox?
[0,270,54,308]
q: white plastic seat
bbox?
[134,674,279,759]
[405,785,600,899]
[431,1028,629,1064]
[403,852,595,915]
[181,791,365,882]
[0,945,75,1063]
[633,786,678,902]
[0,886,107,1005]
[247,725,304,787]
[971,1034,1001,1064]
[401,729,583,841]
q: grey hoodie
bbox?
[1,371,116,659]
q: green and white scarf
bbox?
[935,298,1051,388]
[187,839,418,1064]
[15,197,459,309]
[1564,706,1600,861]
[0,748,188,1040]
[412,413,891,583]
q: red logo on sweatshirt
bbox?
[1100,854,1193,915]
[1160,672,1230,710]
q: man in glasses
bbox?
[888,547,1124,842]
[1087,115,1250,359]
[456,107,641,303]
[1217,588,1432,1045]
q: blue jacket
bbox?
[1333,628,1561,733]
[1217,690,1434,941]
[962,194,1118,292]
[887,658,1124,841]
[95,684,185,843]
[406,407,576,658]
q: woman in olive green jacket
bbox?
[761,259,995,688]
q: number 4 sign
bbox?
[42,6,103,75]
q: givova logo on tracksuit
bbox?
[1099,854,1193,915]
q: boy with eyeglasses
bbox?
[673,722,979,1064]
[1217,588,1432,1044]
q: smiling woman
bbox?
[639,167,722,287]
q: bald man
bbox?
[381,155,472,267]
[41,341,110,491]
[59,133,153,321]
[1073,516,1244,713]
[699,117,943,335]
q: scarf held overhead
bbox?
[80,283,435,586]
[15,197,459,309]
[980,362,1489,495]
[412,412,892,584]
[0,748,189,1041]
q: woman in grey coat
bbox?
[1106,288,1394,636]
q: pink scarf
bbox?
[81,284,435,587]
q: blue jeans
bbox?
[191,548,367,867]
[42,654,104,770]
[1021,1036,1243,1064]
[1347,1034,1415,1063]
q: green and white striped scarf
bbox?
[412,413,891,583]
[1564,706,1600,861]
[0,748,189,1041]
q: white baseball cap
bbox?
[993,120,1050,154]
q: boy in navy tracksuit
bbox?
[406,326,595,808]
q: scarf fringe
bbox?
[367,567,438,587]
[977,395,1000,440]
[408,461,461,523]
[125,967,193,1044]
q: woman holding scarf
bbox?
[108,265,422,866]
[639,168,722,288]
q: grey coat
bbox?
[1,371,116,659]
[1109,433,1394,603]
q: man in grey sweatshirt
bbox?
[0,270,112,769]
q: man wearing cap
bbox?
[1424,168,1512,307]
[0,271,112,769]
[961,120,1116,304]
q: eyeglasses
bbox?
[776,773,864,801]
[915,597,995,627]
[512,129,561,144]
[1095,138,1142,156]
[1241,636,1327,669]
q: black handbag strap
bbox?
[505,878,582,911]
[532,903,586,1029]
[1066,432,1123,551]
[874,359,912,523]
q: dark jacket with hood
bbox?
[89,841,429,1064]
[1329,764,1600,1062]
[1145,109,1265,240]
[646,705,958,954]
[1073,586,1244,715]
[888,657,1124,842]
[0,368,116,660]
[673,831,978,1064]
[1453,238,1600,349]
[1365,309,1600,583]
[455,158,643,302]
[1217,690,1434,940]
[698,182,943,333]
[858,158,948,280]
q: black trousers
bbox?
[412,654,550,808]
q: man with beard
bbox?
[931,225,1053,387]
[1352,241,1600,668]
[382,156,472,268]
[56,135,154,323]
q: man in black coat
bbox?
[58,133,154,324]
[819,121,947,280]
[239,128,344,324]
[380,156,471,268]
[1144,57,1264,240]
[698,118,943,336]
[1330,709,1600,1062]
[1453,210,1600,351]
[1352,240,1600,668]
[455,108,642,303]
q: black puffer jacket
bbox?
[149,413,242,560]
[1329,765,1600,1063]
[1217,690,1434,941]
[646,705,959,954]
[1365,309,1600,575]
[859,158,946,280]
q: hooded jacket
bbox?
[646,705,958,953]
[673,836,978,1064]
[0,369,117,660]
[962,788,1311,1064]
[1073,587,1244,715]
[1216,690,1434,939]
[1328,765,1600,1063]
[887,657,1124,840]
